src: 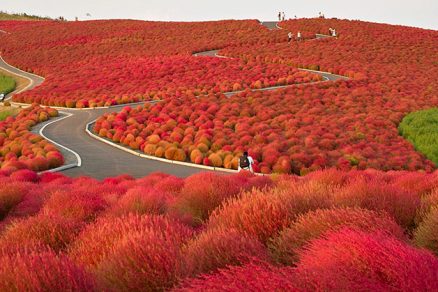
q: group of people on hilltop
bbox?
[278,12,285,21]
[288,31,302,42]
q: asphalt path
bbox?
[0,21,347,179]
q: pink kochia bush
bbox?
[269,207,406,265]
[294,229,438,291]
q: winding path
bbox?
[0,21,347,179]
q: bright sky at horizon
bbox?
[1,0,437,30]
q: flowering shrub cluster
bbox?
[0,105,64,172]
[0,19,307,107]
[0,169,437,290]
[90,18,438,173]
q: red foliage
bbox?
[0,213,83,252]
[1,20,313,107]
[106,186,169,216]
[333,178,421,229]
[270,207,405,265]
[294,228,438,291]
[176,261,297,291]
[207,181,334,243]
[182,228,269,277]
[0,251,96,291]
[0,105,63,172]
[170,172,243,225]
[95,229,186,291]
[68,214,193,268]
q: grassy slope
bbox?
[0,12,51,21]
[0,74,16,95]
[399,108,438,166]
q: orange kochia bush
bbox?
[0,105,64,172]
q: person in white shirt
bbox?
[288,32,293,42]
[297,31,302,41]
[331,29,337,37]
[238,151,255,173]
[0,93,5,102]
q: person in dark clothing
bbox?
[238,151,255,173]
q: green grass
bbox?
[399,108,438,166]
[0,74,16,95]
[0,110,16,121]
[0,12,51,21]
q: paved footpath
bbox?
[0,21,346,179]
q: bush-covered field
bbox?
[0,105,63,171]
[0,169,437,290]
[0,74,15,95]
[399,108,438,166]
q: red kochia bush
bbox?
[270,207,406,265]
[0,181,28,219]
[414,206,438,256]
[42,190,108,222]
[170,172,242,225]
[294,229,438,291]
[182,228,269,277]
[106,186,169,216]
[0,251,96,291]
[175,261,297,291]
[0,213,83,252]
[207,181,334,243]
[95,230,185,291]
[69,214,193,268]
[333,178,420,229]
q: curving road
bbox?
[0,56,45,99]
[0,21,347,179]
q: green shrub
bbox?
[399,108,438,166]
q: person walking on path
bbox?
[288,32,293,42]
[331,28,337,37]
[0,93,5,102]
[238,151,255,173]
[297,31,302,41]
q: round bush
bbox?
[294,228,438,291]
[414,206,438,256]
[176,261,297,291]
[0,213,83,252]
[171,173,242,225]
[333,178,420,229]
[95,230,184,291]
[69,214,193,269]
[107,186,169,216]
[0,251,96,291]
[270,207,405,265]
[208,181,334,243]
[182,228,269,277]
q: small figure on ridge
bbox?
[288,31,293,42]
